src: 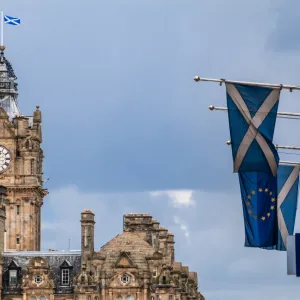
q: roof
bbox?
[4,250,81,257]
[2,251,81,294]
[3,57,16,79]
[97,232,155,270]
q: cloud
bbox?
[42,185,300,300]
[173,216,190,243]
[150,190,195,208]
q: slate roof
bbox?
[2,251,81,294]
[3,57,16,79]
[97,232,155,271]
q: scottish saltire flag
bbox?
[238,171,278,247]
[4,15,20,26]
[226,83,281,176]
[275,165,300,250]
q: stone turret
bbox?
[81,209,95,272]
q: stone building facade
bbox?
[0,50,205,300]
[0,49,47,252]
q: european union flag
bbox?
[226,83,281,176]
[276,165,300,250]
[238,171,278,247]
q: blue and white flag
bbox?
[4,15,20,26]
[226,83,281,176]
[276,165,300,251]
[238,171,278,248]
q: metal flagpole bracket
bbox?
[194,76,300,92]
[225,141,300,151]
[208,105,300,119]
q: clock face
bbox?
[0,146,10,172]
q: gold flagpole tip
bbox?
[194,76,200,82]
[0,45,6,52]
[208,105,215,111]
[226,141,232,145]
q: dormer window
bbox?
[7,260,20,286]
[60,260,73,286]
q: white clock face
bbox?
[0,146,10,172]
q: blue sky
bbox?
[4,0,300,299]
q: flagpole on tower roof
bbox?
[0,11,4,50]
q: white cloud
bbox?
[41,185,300,300]
[150,190,195,208]
[173,215,190,243]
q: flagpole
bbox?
[0,11,3,48]
[209,105,300,119]
[280,161,300,166]
[226,141,300,151]
[194,76,300,92]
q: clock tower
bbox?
[0,48,47,251]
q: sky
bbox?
[3,0,300,299]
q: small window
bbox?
[30,297,37,300]
[34,275,42,284]
[152,269,157,277]
[120,274,130,284]
[162,276,167,284]
[169,296,173,300]
[88,296,91,300]
[126,296,134,300]
[9,270,17,285]
[16,236,20,244]
[30,159,34,175]
[94,297,98,300]
[61,269,70,286]
[40,296,46,300]
[16,205,20,215]
[116,296,122,300]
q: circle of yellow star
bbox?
[247,195,251,199]
[271,198,276,202]
[248,209,253,214]
[265,188,269,192]
[246,201,251,206]
[251,190,255,195]
[253,215,258,219]
[269,191,272,195]
[258,188,263,192]
[271,206,275,210]
[261,216,266,221]
[267,213,271,217]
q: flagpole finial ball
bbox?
[226,141,232,145]
[194,76,200,82]
[208,105,215,111]
[0,46,6,52]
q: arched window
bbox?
[116,296,123,300]
[30,296,37,300]
[94,297,99,300]
[126,296,134,300]
[40,296,46,300]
